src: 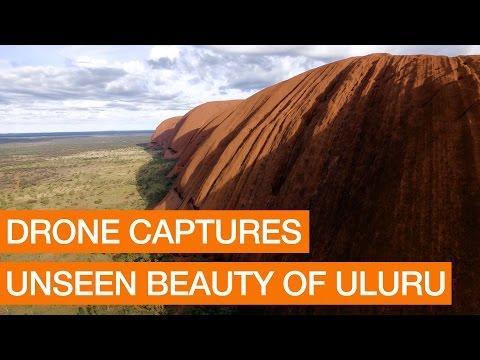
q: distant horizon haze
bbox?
[0,130,153,143]
[0,130,153,135]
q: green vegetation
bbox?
[0,135,156,210]
[136,149,176,209]
[0,134,174,315]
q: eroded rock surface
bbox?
[153,54,480,313]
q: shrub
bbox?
[136,155,175,209]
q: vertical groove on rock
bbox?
[152,54,480,313]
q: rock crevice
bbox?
[151,54,480,313]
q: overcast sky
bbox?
[1,45,479,133]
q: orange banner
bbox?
[0,262,451,305]
[0,210,309,253]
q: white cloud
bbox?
[0,45,479,133]
[205,45,480,58]
[149,45,181,61]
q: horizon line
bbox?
[0,129,154,136]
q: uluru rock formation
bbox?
[152,54,480,313]
[151,100,241,159]
[151,116,182,149]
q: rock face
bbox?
[151,100,241,159]
[151,116,182,149]
[153,54,480,313]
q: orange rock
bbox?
[151,116,182,148]
[153,54,480,313]
[151,100,241,160]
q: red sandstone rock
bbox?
[151,116,182,148]
[153,54,480,313]
[151,100,241,159]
